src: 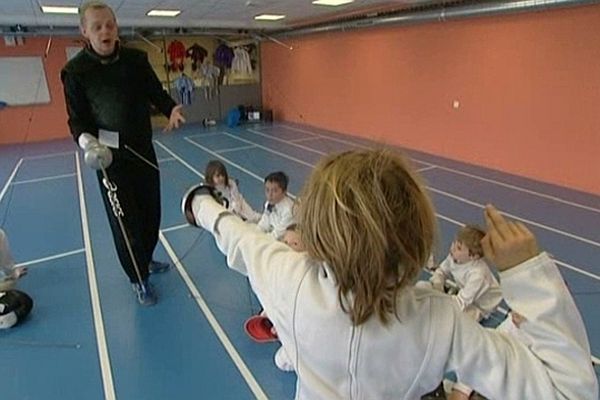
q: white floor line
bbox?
[417,166,437,173]
[248,127,600,249]
[159,232,268,400]
[221,131,315,168]
[12,173,76,185]
[554,259,600,282]
[185,132,223,139]
[417,163,600,214]
[75,153,116,400]
[278,123,600,214]
[289,136,322,143]
[248,127,433,171]
[161,223,190,233]
[15,248,85,268]
[154,140,204,179]
[217,144,258,153]
[157,157,176,163]
[23,150,75,161]
[436,213,466,228]
[252,124,320,139]
[247,128,327,156]
[0,158,23,204]
[184,137,297,196]
[427,186,600,249]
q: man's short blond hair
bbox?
[79,1,116,26]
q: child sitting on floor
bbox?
[204,160,261,223]
[0,228,33,329]
[257,171,295,240]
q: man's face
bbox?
[265,181,285,205]
[81,7,118,56]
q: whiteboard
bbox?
[0,57,51,106]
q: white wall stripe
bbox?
[15,248,85,268]
[159,232,268,399]
[75,153,116,400]
[12,173,76,185]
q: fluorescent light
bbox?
[312,0,355,5]
[254,14,286,21]
[41,5,79,14]
[147,9,181,17]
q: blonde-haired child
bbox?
[426,225,502,322]
[189,149,598,400]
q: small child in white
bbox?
[428,225,502,322]
[0,228,33,329]
[257,171,295,240]
[204,160,261,223]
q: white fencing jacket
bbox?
[194,197,598,400]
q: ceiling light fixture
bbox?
[254,14,286,21]
[312,0,355,6]
[41,5,79,14]
[147,9,181,17]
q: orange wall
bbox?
[261,5,600,195]
[0,37,81,145]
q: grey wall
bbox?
[170,83,262,123]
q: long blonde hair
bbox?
[299,149,437,325]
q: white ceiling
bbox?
[0,0,441,30]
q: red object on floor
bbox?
[244,315,278,343]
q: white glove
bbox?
[79,133,112,170]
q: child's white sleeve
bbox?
[430,255,451,287]
[256,205,270,233]
[447,253,598,400]
[229,181,261,222]
[272,207,295,240]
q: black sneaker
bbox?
[132,280,157,306]
[149,260,170,274]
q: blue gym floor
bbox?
[1,122,598,399]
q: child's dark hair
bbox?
[205,160,229,187]
[264,171,288,191]
[455,225,486,257]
